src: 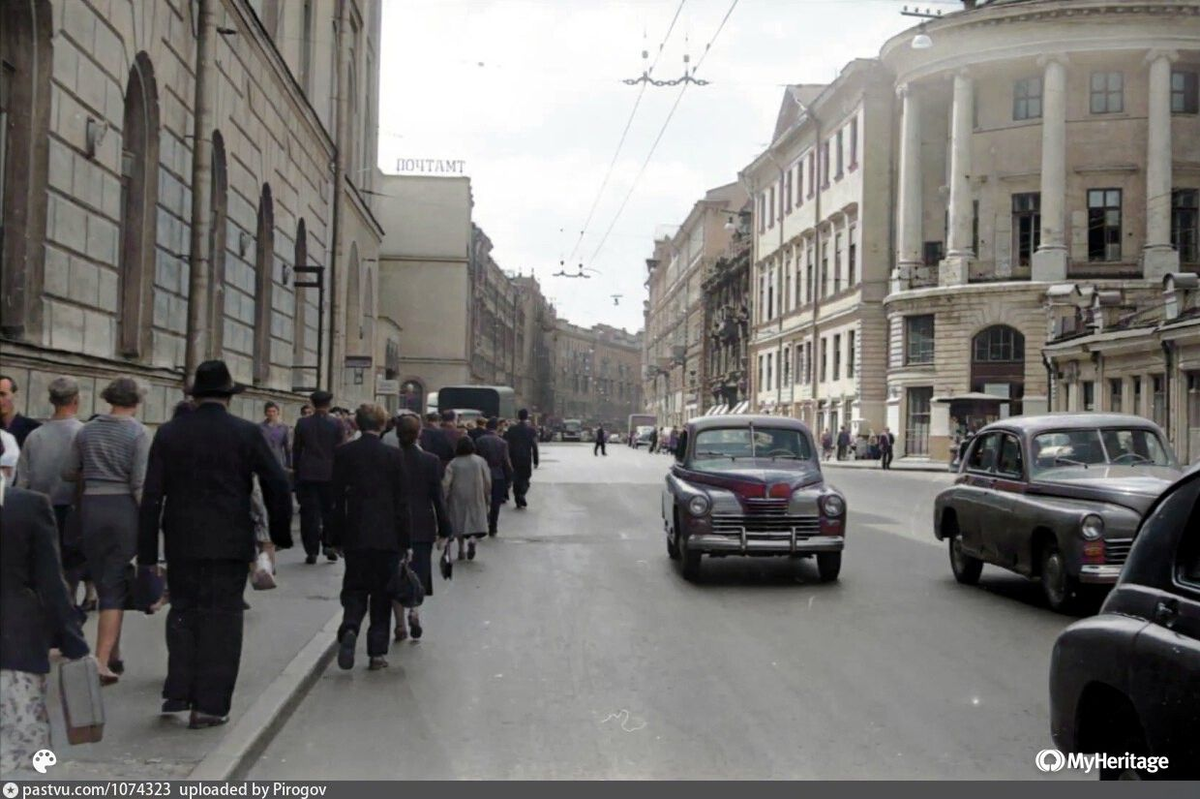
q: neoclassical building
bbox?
[1,0,384,424]
[880,0,1200,460]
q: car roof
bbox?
[979,413,1166,438]
[686,415,811,434]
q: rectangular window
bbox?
[832,334,841,380]
[805,247,814,304]
[300,0,314,93]
[1172,70,1199,114]
[905,315,935,365]
[835,129,844,179]
[972,199,980,256]
[766,353,773,392]
[905,387,933,457]
[1089,71,1123,114]
[1109,378,1122,413]
[833,233,843,294]
[1012,192,1041,267]
[848,116,858,169]
[923,241,944,267]
[821,242,829,297]
[847,330,855,378]
[1133,375,1142,415]
[782,345,791,386]
[807,152,816,199]
[785,169,793,212]
[758,194,766,233]
[820,338,828,383]
[1172,189,1199,263]
[1082,380,1095,412]
[796,161,804,206]
[1087,188,1122,262]
[848,226,857,287]
[1013,76,1043,120]
[805,341,813,383]
[821,141,831,188]
[779,177,786,221]
[768,186,775,229]
[757,355,763,388]
[1152,375,1166,427]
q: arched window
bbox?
[292,218,308,380]
[253,184,274,384]
[118,52,160,358]
[1,0,52,339]
[345,242,363,354]
[401,379,424,414]
[207,130,228,356]
[972,325,1025,363]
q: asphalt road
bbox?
[246,443,1087,779]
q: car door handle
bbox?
[1154,598,1179,628]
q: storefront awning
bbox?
[931,392,1008,404]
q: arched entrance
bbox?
[966,324,1026,431]
[400,379,424,414]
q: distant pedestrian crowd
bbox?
[0,362,541,773]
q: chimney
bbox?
[1163,272,1199,321]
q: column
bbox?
[1033,55,1068,281]
[895,84,923,291]
[941,70,974,286]
[1143,49,1179,279]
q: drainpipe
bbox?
[184,0,216,382]
[1160,340,1173,443]
[325,0,348,392]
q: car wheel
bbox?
[680,534,702,581]
[1040,540,1080,613]
[949,536,983,585]
[816,552,841,582]
[666,525,680,560]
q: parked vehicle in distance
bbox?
[661,416,846,582]
[561,419,583,442]
[452,408,483,427]
[1049,467,1199,780]
[628,414,656,446]
[934,414,1181,612]
[633,425,656,448]
[437,385,516,420]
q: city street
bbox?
[246,443,1083,780]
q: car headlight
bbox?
[1080,514,1104,540]
[821,494,845,518]
[687,494,711,517]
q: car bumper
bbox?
[1078,564,1123,584]
[687,533,845,555]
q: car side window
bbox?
[995,435,1024,479]
[967,433,999,473]
[1174,483,1200,590]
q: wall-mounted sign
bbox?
[395,158,467,175]
[376,378,400,395]
[344,356,373,370]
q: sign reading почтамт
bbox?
[395,158,467,175]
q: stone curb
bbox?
[188,610,342,781]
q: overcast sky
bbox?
[377,0,934,332]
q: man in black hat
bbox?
[503,408,539,509]
[293,390,343,563]
[138,360,292,728]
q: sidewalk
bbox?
[7,548,345,781]
[821,456,951,473]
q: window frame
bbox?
[1012,192,1041,268]
[1171,70,1199,115]
[1171,188,1199,263]
[905,314,936,366]
[1089,71,1124,115]
[1013,75,1043,121]
[1086,187,1123,262]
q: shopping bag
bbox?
[439,542,453,581]
[59,657,105,744]
[250,550,277,590]
[387,558,425,608]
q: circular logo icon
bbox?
[30,749,56,774]
[4,782,20,799]
[1035,749,1066,773]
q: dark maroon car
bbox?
[660,415,847,582]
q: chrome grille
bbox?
[711,513,820,538]
[742,498,790,516]
[1104,538,1134,565]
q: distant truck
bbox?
[561,419,583,442]
[436,386,516,420]
[628,413,657,448]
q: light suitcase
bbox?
[59,657,105,744]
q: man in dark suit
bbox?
[138,360,291,728]
[475,417,513,538]
[419,412,454,468]
[503,408,539,509]
[329,404,411,671]
[393,414,452,642]
[293,390,343,563]
[594,424,608,457]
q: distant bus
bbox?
[436,385,516,420]
[561,419,583,442]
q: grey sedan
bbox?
[934,414,1181,613]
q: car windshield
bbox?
[692,426,814,468]
[1030,428,1172,476]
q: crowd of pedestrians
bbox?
[0,362,543,772]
